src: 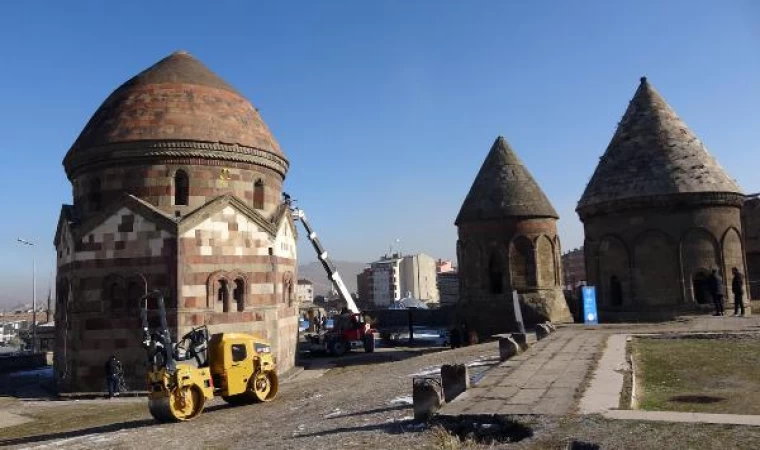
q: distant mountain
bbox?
[298,260,367,295]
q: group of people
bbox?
[449,321,476,349]
[709,267,746,317]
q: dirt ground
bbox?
[3,326,760,449]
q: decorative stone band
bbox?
[576,192,745,221]
[63,140,290,179]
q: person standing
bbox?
[708,269,725,316]
[105,355,122,398]
[732,267,745,316]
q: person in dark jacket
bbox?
[105,355,122,398]
[732,267,745,316]
[449,326,461,349]
[708,269,725,316]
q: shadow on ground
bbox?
[292,418,425,439]
[296,346,448,370]
[0,418,156,447]
[0,369,57,401]
[325,404,410,419]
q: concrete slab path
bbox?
[579,334,628,414]
[438,329,604,416]
[603,409,760,426]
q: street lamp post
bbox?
[17,238,36,353]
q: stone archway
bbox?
[553,236,563,286]
[722,228,744,297]
[536,235,556,288]
[487,249,508,295]
[510,236,536,289]
[598,236,630,307]
[633,230,679,306]
[680,228,720,304]
[692,270,712,305]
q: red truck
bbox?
[306,312,376,356]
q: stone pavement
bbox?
[438,329,604,416]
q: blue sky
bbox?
[1,1,759,307]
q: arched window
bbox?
[233,279,245,312]
[56,279,69,326]
[218,279,230,312]
[127,278,145,311]
[89,177,102,212]
[253,179,264,210]
[174,170,189,206]
[510,236,537,289]
[283,272,293,305]
[103,275,125,310]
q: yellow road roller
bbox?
[140,291,279,422]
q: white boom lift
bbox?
[290,207,360,314]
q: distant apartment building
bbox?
[356,268,373,308]
[296,279,314,303]
[400,254,439,303]
[437,271,459,305]
[436,259,454,273]
[371,254,402,306]
[561,247,586,290]
[360,253,440,307]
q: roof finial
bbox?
[640,76,648,84]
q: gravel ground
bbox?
[4,317,760,450]
[0,343,505,450]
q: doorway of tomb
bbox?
[692,271,711,304]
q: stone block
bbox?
[544,321,556,332]
[536,324,551,340]
[441,364,470,402]
[511,332,536,351]
[413,377,443,421]
[498,336,520,361]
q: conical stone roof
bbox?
[456,136,559,224]
[64,51,285,177]
[577,77,741,211]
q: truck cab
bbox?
[208,333,278,403]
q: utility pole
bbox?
[17,238,36,353]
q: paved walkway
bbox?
[438,314,760,419]
[439,329,604,416]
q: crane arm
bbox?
[291,208,360,314]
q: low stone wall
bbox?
[0,352,47,373]
[364,307,454,329]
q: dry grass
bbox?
[0,400,148,444]
[633,336,760,414]
[423,426,489,450]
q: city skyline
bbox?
[1,1,759,307]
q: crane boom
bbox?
[291,208,359,314]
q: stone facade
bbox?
[54,51,298,392]
[437,271,459,306]
[742,197,760,299]
[561,247,586,290]
[455,137,572,338]
[577,77,748,320]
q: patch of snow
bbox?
[408,367,440,377]
[384,415,414,423]
[323,408,343,418]
[388,395,413,406]
[466,360,497,368]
